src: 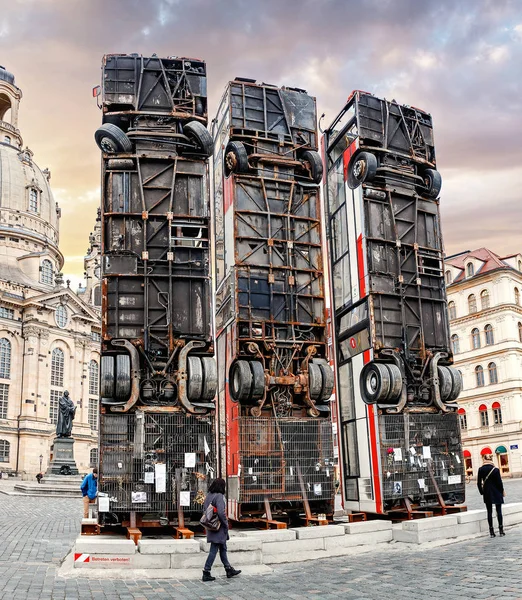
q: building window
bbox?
[55,306,68,328]
[40,260,53,285]
[488,362,498,385]
[519,260,522,272]
[49,389,61,425]
[0,383,8,419]
[90,447,98,467]
[468,294,477,314]
[91,331,101,342]
[467,262,474,277]
[89,360,99,395]
[519,322,522,343]
[480,289,490,310]
[51,348,64,387]
[4,136,11,145]
[0,307,14,320]
[445,270,452,285]
[448,301,456,320]
[515,287,520,306]
[479,404,489,427]
[0,439,9,462]
[451,334,460,354]
[458,408,467,430]
[475,365,485,387]
[28,188,38,213]
[93,286,101,307]
[484,324,494,345]
[471,328,481,349]
[492,402,502,425]
[0,338,11,379]
[88,397,98,431]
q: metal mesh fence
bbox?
[238,417,335,504]
[379,412,465,503]
[99,412,216,514]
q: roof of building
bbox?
[445,248,521,284]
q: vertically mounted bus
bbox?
[323,91,465,516]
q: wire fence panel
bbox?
[379,412,465,503]
[238,417,335,504]
[99,412,216,514]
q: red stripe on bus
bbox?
[356,234,366,297]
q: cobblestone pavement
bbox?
[0,482,521,599]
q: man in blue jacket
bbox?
[80,467,98,518]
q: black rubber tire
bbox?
[447,367,462,401]
[230,360,253,401]
[319,363,334,401]
[183,120,213,157]
[301,150,324,184]
[348,151,377,189]
[95,123,132,153]
[100,355,115,398]
[187,356,203,400]
[360,362,391,404]
[249,361,265,400]
[115,354,131,399]
[423,168,442,199]
[225,141,249,175]
[385,364,403,402]
[201,357,218,401]
[437,366,453,402]
[308,363,323,400]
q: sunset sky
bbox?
[1,0,521,288]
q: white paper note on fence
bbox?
[155,463,166,493]
[98,496,110,512]
[417,478,426,490]
[314,483,322,496]
[448,475,461,485]
[179,491,191,507]
[422,446,432,459]
[393,448,403,461]
[144,471,154,484]
[184,453,196,468]
[204,437,210,456]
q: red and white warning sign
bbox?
[74,553,90,563]
[349,337,357,349]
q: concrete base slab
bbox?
[171,549,263,569]
[290,525,345,539]
[402,515,458,532]
[238,529,296,542]
[138,538,200,555]
[262,536,326,556]
[75,535,136,555]
[344,521,392,535]
[199,538,262,552]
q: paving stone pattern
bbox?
[1,484,522,599]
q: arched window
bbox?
[492,401,502,425]
[445,270,452,285]
[93,285,101,307]
[480,289,490,310]
[0,440,9,463]
[448,301,456,320]
[467,262,474,277]
[89,360,99,395]
[471,328,481,349]
[55,305,68,328]
[458,408,467,430]
[484,324,494,345]
[4,135,10,145]
[40,259,53,285]
[90,448,98,467]
[28,188,38,213]
[88,398,98,431]
[479,403,489,427]
[0,385,8,419]
[468,294,477,314]
[475,365,485,387]
[0,338,11,379]
[50,348,64,424]
[519,322,522,343]
[488,362,498,384]
[451,334,460,354]
[515,287,520,306]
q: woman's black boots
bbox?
[226,566,242,578]
[202,570,216,581]
[489,527,496,538]
[499,527,505,537]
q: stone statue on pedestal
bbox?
[56,390,76,438]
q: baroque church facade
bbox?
[0,66,100,476]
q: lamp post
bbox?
[39,454,43,473]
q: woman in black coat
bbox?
[202,478,241,581]
[477,453,506,538]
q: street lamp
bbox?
[39,454,43,472]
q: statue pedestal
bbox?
[47,437,79,476]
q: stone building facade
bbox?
[0,66,100,476]
[445,248,522,478]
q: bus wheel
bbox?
[183,121,213,157]
[225,141,249,175]
[230,360,253,401]
[201,357,218,401]
[100,355,115,398]
[360,362,391,403]
[115,354,131,399]
[437,366,453,402]
[249,361,265,400]
[187,356,203,400]
[348,151,377,189]
[94,123,132,153]
[308,363,323,400]
[319,363,334,400]
[385,364,403,402]
[447,367,462,401]
[422,168,442,199]
[301,150,324,183]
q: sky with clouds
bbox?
[1,0,521,286]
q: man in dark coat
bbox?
[56,391,76,438]
[477,453,505,537]
[201,478,241,581]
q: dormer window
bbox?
[29,188,38,213]
[4,136,10,145]
[466,262,474,277]
[40,259,53,285]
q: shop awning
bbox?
[481,447,493,455]
[495,445,507,454]
[463,450,471,458]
